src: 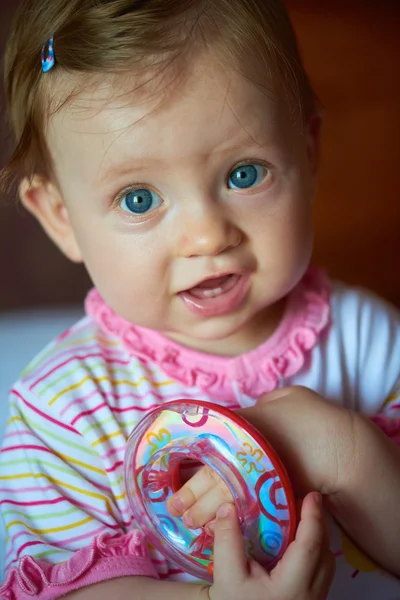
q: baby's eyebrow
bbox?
[99,137,267,184]
[99,158,161,184]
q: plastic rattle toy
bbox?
[124,400,296,582]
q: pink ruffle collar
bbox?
[85,266,331,403]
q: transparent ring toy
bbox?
[124,400,296,581]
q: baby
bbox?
[0,0,399,599]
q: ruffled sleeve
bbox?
[0,531,158,600]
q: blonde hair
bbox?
[1,0,317,195]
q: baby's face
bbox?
[47,53,316,355]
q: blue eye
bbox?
[120,188,162,215]
[228,164,269,190]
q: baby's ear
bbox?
[19,175,83,263]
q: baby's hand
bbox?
[167,465,231,530]
[168,384,354,532]
[205,492,335,600]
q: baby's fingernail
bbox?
[206,519,216,535]
[217,504,233,519]
[171,495,183,513]
[313,492,322,506]
[183,512,194,528]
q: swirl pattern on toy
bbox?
[124,400,296,581]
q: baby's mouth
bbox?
[185,274,240,299]
[179,272,250,318]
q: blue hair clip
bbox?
[41,36,55,73]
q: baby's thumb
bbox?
[212,504,247,586]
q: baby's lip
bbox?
[182,271,244,293]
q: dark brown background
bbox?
[0,0,399,311]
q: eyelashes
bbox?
[113,160,272,217]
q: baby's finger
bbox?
[213,503,247,587]
[321,506,333,554]
[168,465,229,518]
[294,491,325,568]
[275,492,324,590]
[183,481,233,529]
[311,549,336,598]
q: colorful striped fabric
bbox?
[0,316,216,583]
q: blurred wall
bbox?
[0,1,91,311]
[0,0,399,311]
[289,0,400,307]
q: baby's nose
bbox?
[177,204,242,258]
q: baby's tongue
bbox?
[193,274,232,290]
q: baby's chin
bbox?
[162,309,276,357]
